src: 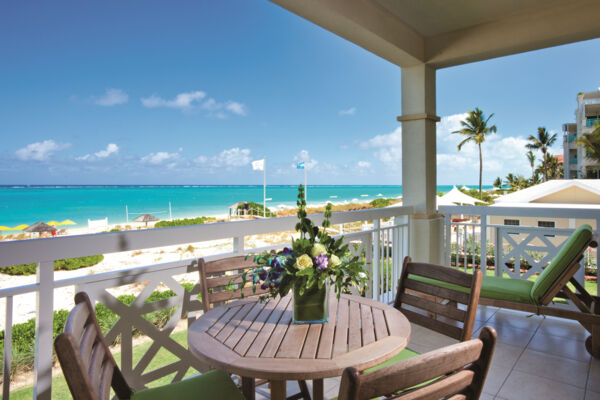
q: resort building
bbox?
[490,179,600,230]
[563,90,600,178]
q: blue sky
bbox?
[1,1,600,186]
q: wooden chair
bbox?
[365,257,482,374]
[198,255,311,400]
[394,256,483,342]
[54,292,244,400]
[338,326,497,400]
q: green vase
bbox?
[293,282,328,324]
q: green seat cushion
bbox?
[366,348,420,372]
[530,224,593,303]
[131,370,244,400]
[411,274,535,304]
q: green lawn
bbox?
[6,330,197,400]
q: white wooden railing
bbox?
[0,206,412,399]
[439,205,600,292]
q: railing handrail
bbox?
[0,205,414,267]
[439,204,600,219]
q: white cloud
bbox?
[339,107,356,116]
[95,143,119,158]
[77,143,120,161]
[15,140,70,161]
[141,91,248,117]
[357,161,371,168]
[360,126,403,168]
[141,150,181,165]
[225,101,247,116]
[141,91,206,109]
[215,147,251,167]
[195,148,252,168]
[293,150,318,170]
[94,88,128,106]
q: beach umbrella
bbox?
[24,221,57,236]
[12,224,29,231]
[58,219,76,226]
[133,213,160,227]
[439,186,486,206]
[0,226,11,231]
[46,221,60,226]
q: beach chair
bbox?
[337,326,497,400]
[408,224,600,357]
[55,292,244,400]
[198,255,311,400]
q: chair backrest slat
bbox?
[55,292,133,400]
[337,326,497,400]
[394,256,482,342]
[199,255,269,312]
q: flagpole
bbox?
[263,157,266,217]
[304,167,307,204]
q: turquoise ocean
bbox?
[0,185,488,228]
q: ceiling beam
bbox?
[269,0,425,67]
[426,0,600,69]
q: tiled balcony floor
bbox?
[255,305,600,400]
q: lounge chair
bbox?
[409,223,600,357]
[337,326,497,400]
[55,292,244,400]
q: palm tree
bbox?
[535,153,563,180]
[526,150,536,180]
[453,108,497,196]
[576,123,600,177]
[493,176,502,189]
[526,127,557,181]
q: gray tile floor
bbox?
[256,305,599,399]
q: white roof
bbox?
[493,179,600,205]
[439,186,486,206]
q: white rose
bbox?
[329,254,341,267]
[310,243,327,258]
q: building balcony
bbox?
[570,157,578,165]
[0,205,598,399]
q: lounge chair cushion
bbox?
[411,275,535,304]
[530,224,593,303]
[366,348,420,371]
[130,370,244,400]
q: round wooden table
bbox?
[188,293,411,400]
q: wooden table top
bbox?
[188,293,411,381]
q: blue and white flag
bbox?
[296,161,305,170]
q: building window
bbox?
[504,219,520,235]
[538,220,555,237]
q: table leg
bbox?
[241,377,255,400]
[270,380,287,400]
[313,379,324,400]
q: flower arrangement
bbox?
[241,185,368,303]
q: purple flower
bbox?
[260,282,269,290]
[257,268,267,281]
[282,247,293,255]
[271,257,281,268]
[315,254,329,270]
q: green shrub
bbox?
[0,255,104,276]
[0,284,197,379]
[154,217,215,228]
[237,202,276,217]
[369,198,393,208]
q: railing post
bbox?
[480,213,488,274]
[33,261,54,400]
[3,296,13,399]
[494,227,501,278]
[233,235,244,255]
[444,213,451,267]
[372,219,381,301]
[363,233,374,299]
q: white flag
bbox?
[252,159,265,171]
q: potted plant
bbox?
[240,185,369,324]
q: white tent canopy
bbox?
[439,186,486,206]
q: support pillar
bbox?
[399,64,444,264]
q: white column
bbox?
[399,64,444,264]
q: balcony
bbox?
[570,157,578,165]
[0,205,598,399]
